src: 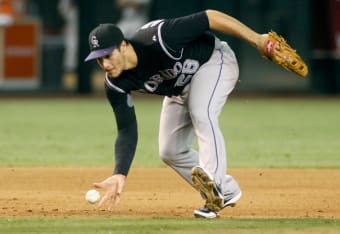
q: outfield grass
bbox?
[1,218,339,234]
[0,96,339,168]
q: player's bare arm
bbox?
[205,9,266,51]
[206,10,307,77]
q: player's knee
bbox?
[190,110,211,127]
[159,145,179,164]
[190,108,205,119]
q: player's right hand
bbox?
[93,174,126,211]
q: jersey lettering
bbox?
[173,62,182,75]
[144,59,200,92]
[144,74,163,92]
[159,69,178,80]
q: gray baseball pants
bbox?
[159,38,241,197]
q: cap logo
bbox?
[91,36,100,48]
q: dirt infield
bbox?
[0,167,339,218]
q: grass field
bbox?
[0,96,339,168]
[1,218,339,234]
[0,96,339,233]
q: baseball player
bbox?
[85,9,307,218]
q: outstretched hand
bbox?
[93,174,126,211]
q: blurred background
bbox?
[0,0,339,95]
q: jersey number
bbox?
[144,59,200,92]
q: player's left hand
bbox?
[93,174,126,211]
[257,31,308,77]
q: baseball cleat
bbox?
[222,190,242,209]
[191,166,224,211]
[193,191,242,218]
[193,206,218,219]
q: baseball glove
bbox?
[262,31,308,77]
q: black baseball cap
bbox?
[84,24,124,62]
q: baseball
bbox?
[85,189,100,204]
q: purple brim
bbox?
[84,46,116,62]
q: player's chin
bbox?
[108,70,122,79]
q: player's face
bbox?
[97,48,124,78]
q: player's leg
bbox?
[189,38,241,212]
[158,95,198,185]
